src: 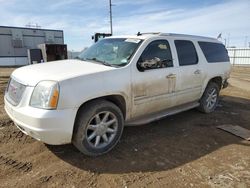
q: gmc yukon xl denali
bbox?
[4,33,231,156]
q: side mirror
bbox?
[137,57,159,72]
[137,61,145,72]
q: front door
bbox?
[131,39,178,118]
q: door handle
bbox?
[166,73,176,78]
[194,69,201,74]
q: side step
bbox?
[126,101,200,126]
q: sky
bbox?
[0,0,249,51]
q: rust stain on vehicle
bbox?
[133,84,146,98]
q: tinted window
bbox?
[139,40,173,70]
[198,42,229,63]
[175,40,198,66]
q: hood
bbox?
[11,59,114,86]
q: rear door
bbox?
[174,40,203,105]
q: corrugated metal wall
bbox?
[0,26,64,66]
[227,48,250,65]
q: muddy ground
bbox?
[0,66,249,188]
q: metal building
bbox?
[0,26,64,66]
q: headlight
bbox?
[30,81,59,109]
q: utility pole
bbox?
[109,0,113,35]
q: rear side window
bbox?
[198,42,229,63]
[175,40,198,66]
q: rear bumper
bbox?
[4,96,77,145]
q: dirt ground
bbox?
[0,66,249,188]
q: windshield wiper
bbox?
[114,63,128,67]
[85,58,113,67]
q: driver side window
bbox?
[138,40,173,71]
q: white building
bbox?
[227,48,250,65]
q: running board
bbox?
[126,102,200,126]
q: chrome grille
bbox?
[6,78,26,106]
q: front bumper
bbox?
[4,96,77,145]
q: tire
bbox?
[198,82,220,113]
[72,99,124,156]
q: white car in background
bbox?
[4,32,231,156]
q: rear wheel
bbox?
[198,82,220,113]
[73,100,124,156]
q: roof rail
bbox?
[135,32,217,40]
[159,33,217,40]
[137,32,160,36]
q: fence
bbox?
[227,48,250,65]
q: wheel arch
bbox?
[75,94,127,121]
[209,76,223,89]
[201,76,223,98]
[204,76,223,91]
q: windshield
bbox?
[78,38,142,67]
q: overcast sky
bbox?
[0,0,249,51]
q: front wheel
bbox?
[72,100,124,156]
[198,82,220,113]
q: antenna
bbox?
[25,23,41,29]
[109,0,113,35]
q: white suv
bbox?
[4,33,231,156]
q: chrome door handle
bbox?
[194,69,201,74]
[166,73,176,78]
